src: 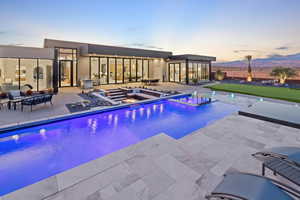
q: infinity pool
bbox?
[0,98,238,196]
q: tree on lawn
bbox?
[270,67,297,84]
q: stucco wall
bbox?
[77,56,90,80]
[0,46,55,59]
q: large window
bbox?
[100,58,108,84]
[180,62,186,83]
[169,64,174,82]
[174,64,180,82]
[116,58,123,83]
[89,57,152,84]
[137,60,143,81]
[90,57,99,85]
[0,58,53,92]
[124,59,130,83]
[130,59,136,82]
[187,61,210,83]
[169,63,181,83]
[109,58,116,84]
[143,60,149,79]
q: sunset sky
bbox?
[1,0,300,62]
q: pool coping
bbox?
[0,93,189,134]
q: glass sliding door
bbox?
[137,60,143,81]
[174,64,180,82]
[59,60,73,87]
[90,57,99,85]
[188,62,194,83]
[180,62,186,84]
[109,58,116,84]
[143,60,148,79]
[100,58,108,84]
[116,58,123,83]
[38,59,53,90]
[124,59,130,83]
[169,64,174,82]
[197,63,202,80]
[130,59,137,82]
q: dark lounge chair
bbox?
[206,172,300,200]
[252,147,300,186]
[21,94,53,111]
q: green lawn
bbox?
[205,83,300,103]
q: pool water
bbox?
[176,96,211,105]
[0,98,238,196]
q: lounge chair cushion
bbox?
[212,172,294,200]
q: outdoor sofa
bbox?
[21,94,53,111]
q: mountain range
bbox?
[214,53,300,68]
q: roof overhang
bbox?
[169,54,216,62]
[81,44,172,59]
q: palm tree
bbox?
[270,67,297,84]
[245,55,253,82]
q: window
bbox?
[137,60,143,81]
[90,57,99,81]
[180,62,186,83]
[169,64,174,81]
[0,58,53,92]
[100,58,108,84]
[109,58,116,84]
[143,60,148,79]
[116,58,123,83]
[130,59,137,82]
[124,59,130,82]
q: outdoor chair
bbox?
[252,147,300,187]
[206,172,300,200]
[8,90,22,100]
[21,94,53,111]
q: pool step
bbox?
[110,95,127,99]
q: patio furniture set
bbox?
[0,90,53,111]
[206,147,300,200]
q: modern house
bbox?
[0,39,216,93]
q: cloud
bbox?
[0,31,7,35]
[233,49,260,53]
[125,43,164,50]
[266,53,283,58]
[275,46,289,50]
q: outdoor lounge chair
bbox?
[206,172,300,200]
[252,147,300,186]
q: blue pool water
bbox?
[0,98,238,196]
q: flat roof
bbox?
[44,39,172,58]
[169,54,216,61]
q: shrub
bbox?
[214,70,225,81]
